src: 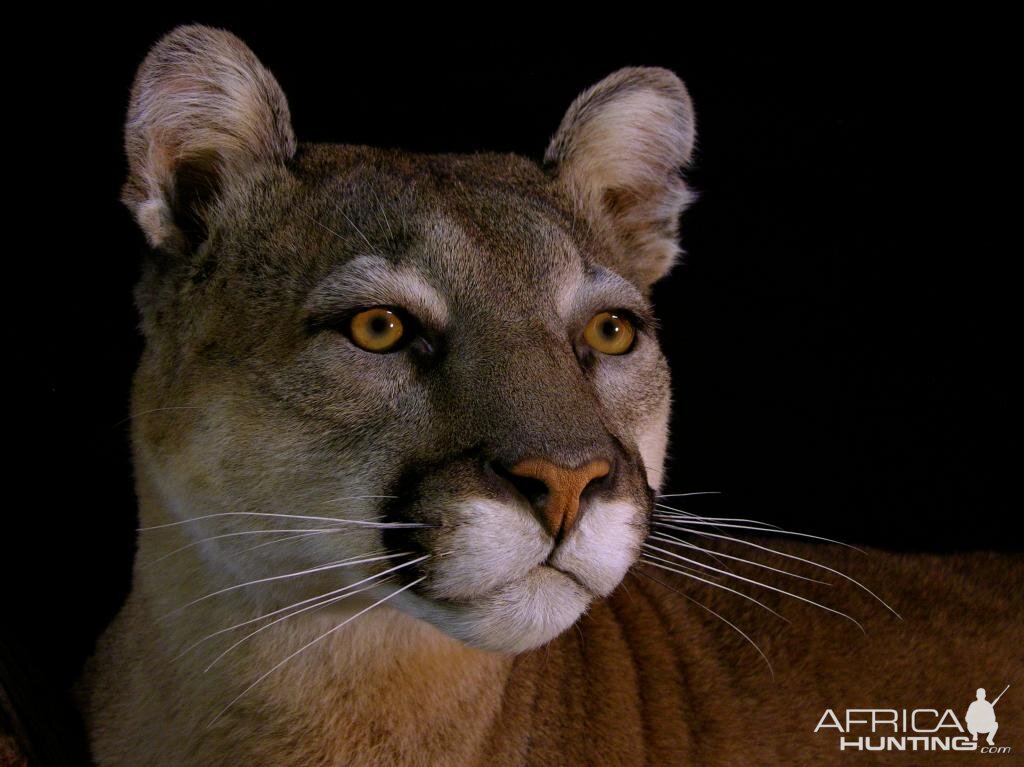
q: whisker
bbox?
[652,504,783,548]
[164,531,351,585]
[653,521,902,620]
[207,576,426,728]
[652,512,865,553]
[304,213,347,244]
[653,503,783,529]
[141,528,347,567]
[172,554,429,661]
[644,543,863,632]
[648,533,829,585]
[655,492,722,499]
[113,405,204,426]
[638,551,716,578]
[163,551,411,619]
[655,537,738,575]
[655,516,783,532]
[139,511,428,532]
[652,509,780,555]
[338,210,376,252]
[231,530,337,556]
[368,186,396,245]
[204,576,395,672]
[633,570,774,680]
[640,555,788,622]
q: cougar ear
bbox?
[122,25,296,251]
[546,67,696,289]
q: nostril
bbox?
[490,456,612,540]
[491,462,550,512]
[580,469,609,500]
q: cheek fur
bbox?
[549,500,646,597]
[635,394,670,492]
[587,343,671,490]
[422,499,550,602]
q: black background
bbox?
[2,10,1017,755]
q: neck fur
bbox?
[130,483,512,765]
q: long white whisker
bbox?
[652,513,865,553]
[172,552,428,659]
[638,552,715,578]
[231,530,338,557]
[141,528,348,567]
[204,577,396,672]
[164,532,356,586]
[651,510,780,560]
[647,533,738,575]
[654,505,782,529]
[163,551,411,618]
[635,570,774,680]
[644,543,864,633]
[174,554,430,661]
[655,492,722,498]
[207,576,426,728]
[653,521,902,619]
[139,512,426,531]
[640,555,788,622]
[113,405,204,426]
[648,533,830,585]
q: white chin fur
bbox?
[409,566,592,653]
[548,500,643,597]
[400,496,644,653]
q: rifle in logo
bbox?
[966,685,1009,746]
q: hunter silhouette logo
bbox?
[814,685,1012,754]
[966,686,1008,746]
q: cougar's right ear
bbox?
[122,25,296,251]
[546,68,696,291]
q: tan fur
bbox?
[85,484,1023,766]
[81,27,1023,766]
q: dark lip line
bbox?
[547,563,594,595]
[419,561,595,607]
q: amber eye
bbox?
[583,311,636,355]
[349,308,405,352]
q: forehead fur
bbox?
[294,145,589,278]
[176,145,602,315]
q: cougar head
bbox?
[126,25,695,653]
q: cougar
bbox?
[79,25,1022,766]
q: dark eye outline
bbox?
[339,305,420,354]
[580,309,639,356]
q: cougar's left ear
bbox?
[122,25,296,252]
[546,67,696,290]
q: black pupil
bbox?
[370,315,391,336]
[601,318,619,338]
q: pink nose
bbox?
[507,458,611,538]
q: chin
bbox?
[406,566,594,654]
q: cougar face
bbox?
[127,26,694,653]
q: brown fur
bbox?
[86,540,1022,765]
